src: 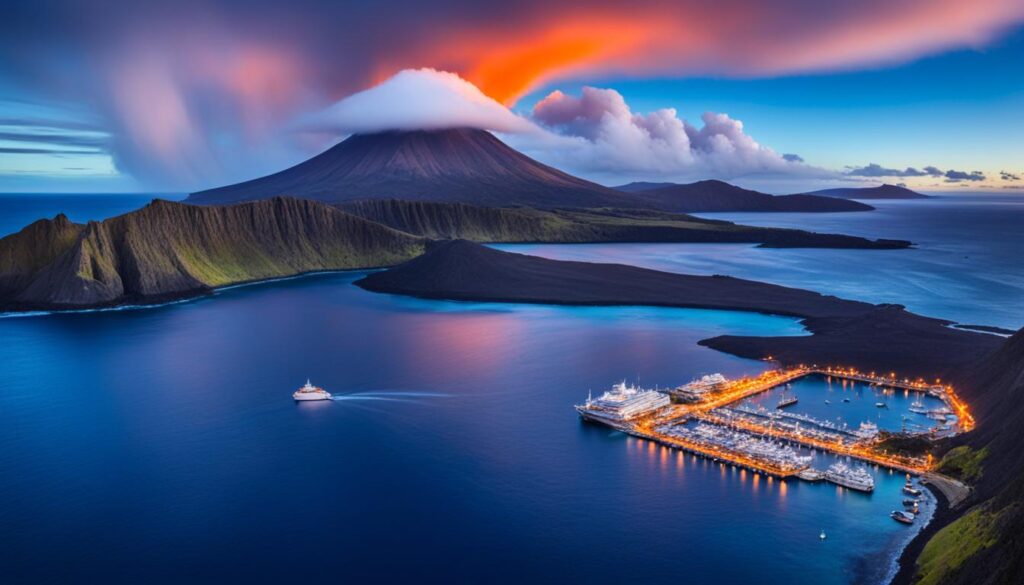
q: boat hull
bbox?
[294,392,332,401]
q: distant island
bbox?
[615,179,874,212]
[800,184,930,200]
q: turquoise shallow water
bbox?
[0,194,979,584]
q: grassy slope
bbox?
[902,329,1024,585]
[337,199,910,249]
[2,197,424,309]
[916,507,1002,585]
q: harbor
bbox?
[576,366,974,488]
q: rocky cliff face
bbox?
[907,329,1024,585]
[0,197,423,310]
[0,213,84,298]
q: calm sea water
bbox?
[0,193,998,584]
[499,194,1024,331]
[0,193,184,236]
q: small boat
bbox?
[293,379,332,401]
[876,402,888,408]
[902,498,920,506]
[891,510,915,525]
[909,399,928,414]
[819,530,826,540]
[777,396,799,409]
[903,485,922,496]
[843,398,851,403]
[825,400,831,405]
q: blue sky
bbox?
[0,0,1021,194]
[517,28,1024,186]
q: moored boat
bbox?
[825,462,875,492]
[891,510,915,525]
[777,395,799,409]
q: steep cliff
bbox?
[908,330,1024,585]
[0,197,423,310]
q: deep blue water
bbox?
[740,374,948,434]
[0,193,184,236]
[1,193,1005,584]
[498,194,1024,330]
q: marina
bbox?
[575,366,974,486]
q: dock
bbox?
[577,365,975,484]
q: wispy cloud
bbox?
[846,163,944,178]
[944,169,986,182]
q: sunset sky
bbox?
[1,0,1022,193]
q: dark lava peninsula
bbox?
[356,240,1000,379]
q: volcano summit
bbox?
[188,128,634,209]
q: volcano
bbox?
[188,128,634,209]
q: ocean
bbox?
[1,193,1016,583]
[498,194,1023,331]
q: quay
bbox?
[577,365,976,484]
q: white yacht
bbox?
[825,462,875,492]
[576,381,669,425]
[293,379,332,401]
[908,398,929,414]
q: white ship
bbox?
[293,379,332,401]
[671,373,727,403]
[825,462,875,492]
[576,381,670,424]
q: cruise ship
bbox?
[825,462,875,492]
[671,373,728,403]
[293,379,332,401]
[576,381,670,425]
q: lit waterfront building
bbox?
[576,381,670,424]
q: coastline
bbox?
[0,267,380,318]
[891,478,956,585]
[356,240,1001,379]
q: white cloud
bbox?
[303,68,535,134]
[521,86,822,181]
[303,70,830,183]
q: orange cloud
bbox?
[368,0,1023,105]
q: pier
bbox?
[578,365,976,484]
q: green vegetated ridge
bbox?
[337,199,909,248]
[0,197,424,310]
[937,446,988,483]
[909,328,1024,585]
[915,507,1002,585]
